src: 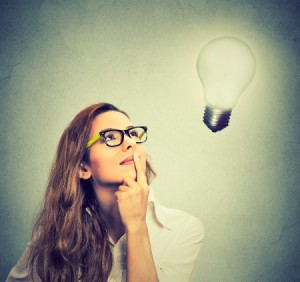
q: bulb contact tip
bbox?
[203,106,232,132]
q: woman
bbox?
[7,103,204,282]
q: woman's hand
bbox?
[116,153,158,282]
[115,153,149,231]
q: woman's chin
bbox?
[94,167,137,187]
[119,167,137,181]
[123,171,137,181]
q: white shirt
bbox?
[7,190,204,282]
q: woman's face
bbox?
[85,111,147,186]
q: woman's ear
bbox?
[79,163,92,179]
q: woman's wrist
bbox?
[125,220,148,234]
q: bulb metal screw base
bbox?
[203,105,232,132]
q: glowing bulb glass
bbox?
[197,36,256,132]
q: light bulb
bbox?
[197,36,256,132]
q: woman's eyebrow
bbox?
[100,125,133,132]
[100,127,115,132]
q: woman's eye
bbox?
[105,133,117,141]
[130,130,139,137]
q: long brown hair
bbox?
[28,103,156,281]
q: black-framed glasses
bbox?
[86,126,148,148]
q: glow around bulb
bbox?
[197,36,256,132]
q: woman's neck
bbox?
[94,183,125,243]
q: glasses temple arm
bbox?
[138,131,146,140]
[86,133,101,148]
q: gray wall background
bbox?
[0,0,299,281]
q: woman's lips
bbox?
[120,155,134,165]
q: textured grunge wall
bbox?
[1,0,299,281]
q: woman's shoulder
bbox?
[156,203,203,231]
[155,202,204,239]
[148,189,204,244]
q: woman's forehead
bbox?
[90,111,132,136]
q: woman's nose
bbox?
[122,134,136,151]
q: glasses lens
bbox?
[103,130,123,146]
[129,127,147,143]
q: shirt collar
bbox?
[148,188,173,230]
